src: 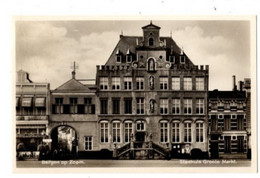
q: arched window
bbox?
[184,120,192,143]
[149,38,154,46]
[148,58,155,71]
[124,121,133,142]
[136,120,145,131]
[160,120,169,143]
[112,120,121,143]
[172,120,180,143]
[100,120,109,143]
[196,120,204,142]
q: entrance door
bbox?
[136,132,145,142]
[210,141,219,158]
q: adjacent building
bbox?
[208,76,249,159]
[16,70,50,159]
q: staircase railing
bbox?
[152,142,169,158]
[115,143,130,158]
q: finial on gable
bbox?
[71,61,79,79]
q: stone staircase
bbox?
[113,141,170,160]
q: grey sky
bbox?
[15,20,250,90]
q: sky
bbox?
[15,20,251,90]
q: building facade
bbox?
[208,77,249,159]
[95,22,209,159]
[16,70,50,159]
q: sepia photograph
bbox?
[13,17,256,172]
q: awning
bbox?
[35,98,45,107]
[22,98,32,107]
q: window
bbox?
[84,98,95,114]
[196,77,204,90]
[136,77,144,90]
[159,77,168,90]
[180,56,185,64]
[172,121,180,142]
[184,77,192,90]
[160,121,168,143]
[224,136,231,153]
[100,121,109,143]
[210,115,217,131]
[136,98,145,114]
[112,121,121,143]
[55,98,63,114]
[172,77,180,90]
[100,99,108,114]
[172,99,180,114]
[116,55,121,63]
[184,122,192,142]
[126,55,132,63]
[84,136,92,150]
[196,99,204,114]
[124,121,133,142]
[124,77,132,90]
[168,56,175,63]
[196,122,204,142]
[224,115,231,130]
[237,136,244,153]
[136,120,145,131]
[237,115,244,130]
[112,77,120,90]
[160,99,168,114]
[184,99,192,114]
[100,77,108,90]
[149,38,154,46]
[70,98,78,114]
[112,98,120,114]
[124,98,132,114]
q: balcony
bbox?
[16,115,48,121]
[16,133,44,138]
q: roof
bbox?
[209,90,246,100]
[142,22,161,29]
[53,78,94,93]
[105,36,194,66]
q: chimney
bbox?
[239,81,244,91]
[232,75,237,91]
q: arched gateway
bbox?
[50,125,78,159]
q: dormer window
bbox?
[169,56,175,63]
[126,55,132,63]
[180,55,185,64]
[149,38,154,46]
[116,48,121,63]
[116,55,121,63]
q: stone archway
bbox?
[50,125,78,159]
